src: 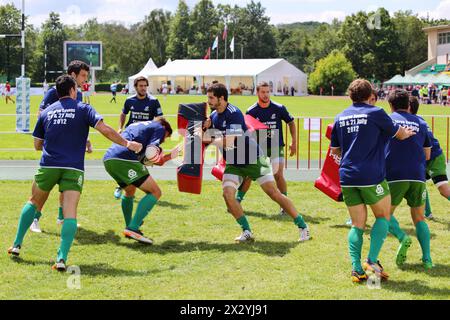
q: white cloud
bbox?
[27,0,171,27]
[420,0,450,20]
[270,10,347,24]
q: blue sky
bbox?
[1,0,449,26]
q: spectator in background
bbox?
[440,86,448,106]
[0,82,4,98]
[411,86,420,99]
[290,86,295,96]
[5,81,15,104]
[82,81,91,104]
[110,81,120,104]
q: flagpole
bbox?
[225,36,227,60]
[217,36,219,60]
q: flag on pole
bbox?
[204,47,211,60]
[230,37,235,53]
[212,36,218,50]
[222,24,228,40]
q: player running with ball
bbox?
[103,118,174,244]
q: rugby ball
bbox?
[142,145,161,165]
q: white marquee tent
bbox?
[144,59,308,96]
[128,58,158,94]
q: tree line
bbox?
[0,0,448,94]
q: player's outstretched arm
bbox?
[95,120,142,153]
[394,126,416,140]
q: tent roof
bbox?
[385,73,450,85]
[129,58,158,80]
[384,74,404,85]
[148,59,303,77]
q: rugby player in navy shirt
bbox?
[31,61,93,232]
[330,79,415,283]
[409,96,450,219]
[384,90,433,271]
[237,82,297,215]
[104,119,173,244]
[203,84,310,243]
[114,76,164,200]
[8,75,142,271]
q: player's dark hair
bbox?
[257,82,270,92]
[388,89,410,111]
[207,83,228,101]
[56,75,77,98]
[156,117,173,140]
[409,96,420,115]
[68,60,90,76]
[348,79,373,103]
[134,76,149,88]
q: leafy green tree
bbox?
[393,11,427,74]
[141,9,172,66]
[234,1,277,58]
[189,0,218,58]
[308,50,356,95]
[167,0,191,59]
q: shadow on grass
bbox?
[428,217,450,231]
[245,211,330,225]
[157,200,189,210]
[117,239,301,257]
[10,257,173,277]
[44,228,122,245]
[382,279,450,297]
[76,263,174,277]
[398,263,450,278]
[328,226,438,239]
[43,227,301,257]
[329,225,372,235]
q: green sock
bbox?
[348,227,364,273]
[128,194,157,231]
[389,215,406,242]
[58,207,64,221]
[416,221,432,262]
[282,192,288,196]
[236,215,251,232]
[368,218,389,263]
[57,218,78,262]
[447,196,450,201]
[14,203,37,247]
[121,196,134,227]
[34,211,42,221]
[425,189,432,217]
[236,190,246,202]
[294,215,307,229]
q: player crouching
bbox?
[103,118,174,244]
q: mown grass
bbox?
[0,180,448,300]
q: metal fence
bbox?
[0,114,449,169]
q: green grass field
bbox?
[0,94,449,162]
[0,180,449,300]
